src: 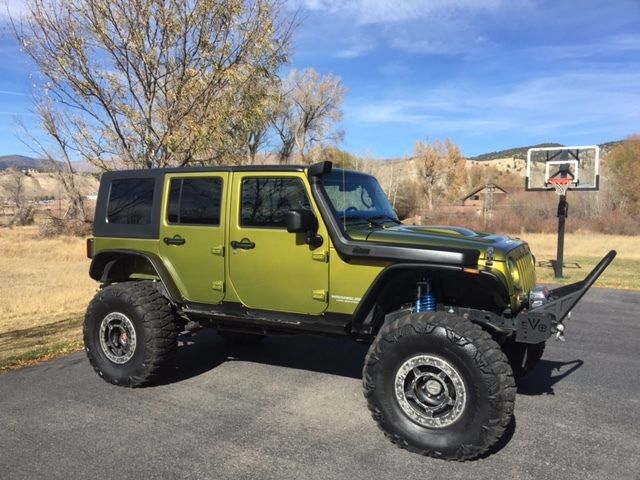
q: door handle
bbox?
[163,235,186,246]
[230,239,255,250]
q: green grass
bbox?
[0,340,84,371]
[534,256,640,290]
[0,314,84,371]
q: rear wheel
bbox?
[363,312,515,461]
[84,281,178,387]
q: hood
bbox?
[347,224,524,261]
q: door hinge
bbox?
[312,289,328,302]
[212,281,225,292]
[312,250,329,262]
[211,245,225,256]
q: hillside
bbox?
[0,139,624,183]
[0,155,95,173]
[0,171,99,201]
[0,155,49,171]
[468,140,623,162]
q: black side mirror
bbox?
[286,209,317,233]
[285,209,322,248]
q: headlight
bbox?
[508,258,521,288]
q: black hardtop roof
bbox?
[101,164,307,177]
[97,164,376,182]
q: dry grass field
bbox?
[522,233,640,288]
[0,226,637,369]
[0,226,96,369]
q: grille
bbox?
[510,246,536,293]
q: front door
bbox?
[159,173,228,304]
[228,173,329,314]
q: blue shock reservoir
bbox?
[416,281,436,313]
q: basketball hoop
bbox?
[526,145,600,279]
[547,177,573,196]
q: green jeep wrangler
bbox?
[85,161,615,460]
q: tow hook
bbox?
[554,322,566,341]
[554,311,571,341]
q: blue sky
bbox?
[1,0,639,159]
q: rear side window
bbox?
[241,177,310,228]
[107,178,155,225]
[167,177,223,225]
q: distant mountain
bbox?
[0,155,95,172]
[598,140,625,156]
[1,139,626,172]
[469,143,563,161]
[468,140,623,161]
[0,155,48,170]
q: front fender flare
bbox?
[351,263,510,335]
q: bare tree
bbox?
[16,102,88,221]
[272,68,346,164]
[244,78,281,164]
[414,140,466,211]
[13,0,294,170]
[1,169,26,210]
[271,89,297,163]
[0,169,34,227]
[606,134,640,216]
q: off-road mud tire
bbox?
[363,312,516,461]
[84,281,178,387]
[503,340,546,380]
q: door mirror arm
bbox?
[307,231,323,248]
[286,209,323,248]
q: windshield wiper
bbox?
[368,214,402,225]
[342,215,369,225]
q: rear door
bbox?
[159,173,228,304]
[227,172,329,314]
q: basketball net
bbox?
[547,177,573,196]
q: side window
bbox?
[167,177,222,226]
[241,178,310,228]
[107,178,155,225]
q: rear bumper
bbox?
[515,250,617,344]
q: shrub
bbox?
[39,216,93,238]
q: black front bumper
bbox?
[515,250,617,344]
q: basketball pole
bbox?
[555,193,568,278]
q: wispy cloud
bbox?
[292,0,531,57]
[348,69,640,139]
[291,0,526,25]
[376,61,412,77]
[0,110,36,117]
[526,33,640,61]
[0,89,30,97]
[335,39,376,59]
[0,0,31,19]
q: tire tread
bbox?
[363,312,516,461]
[84,281,177,387]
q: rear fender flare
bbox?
[89,250,182,304]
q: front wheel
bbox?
[363,312,515,461]
[84,281,178,387]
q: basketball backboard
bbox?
[525,146,600,192]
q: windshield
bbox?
[322,170,399,228]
